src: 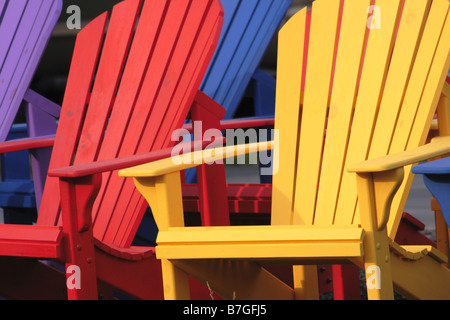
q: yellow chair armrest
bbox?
[119,141,273,178]
[347,136,450,173]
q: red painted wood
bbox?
[0,224,63,258]
[0,136,54,153]
[38,12,108,227]
[48,138,224,178]
[0,0,224,300]
[59,174,102,300]
[97,0,224,247]
[190,93,229,226]
[332,265,361,300]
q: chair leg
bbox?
[332,264,361,300]
[161,259,191,300]
[363,232,394,300]
[293,265,319,300]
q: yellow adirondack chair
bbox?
[120,0,450,300]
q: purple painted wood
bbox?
[0,0,62,213]
[0,0,7,17]
[24,89,60,210]
[0,0,62,141]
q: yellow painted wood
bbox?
[157,225,364,243]
[391,247,450,300]
[389,241,426,261]
[437,93,450,137]
[372,169,404,231]
[119,141,273,178]
[347,135,450,173]
[156,241,364,261]
[172,259,295,300]
[314,0,372,226]
[293,0,341,226]
[388,0,450,238]
[444,81,450,98]
[370,0,431,159]
[335,0,402,226]
[431,198,450,268]
[401,245,449,264]
[271,8,306,226]
[161,259,190,300]
[355,172,394,300]
[132,172,185,232]
[293,266,319,300]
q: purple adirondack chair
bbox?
[0,0,62,216]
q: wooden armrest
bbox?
[347,136,450,173]
[0,136,55,154]
[182,118,274,133]
[119,141,273,178]
[49,138,225,178]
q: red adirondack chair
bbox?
[0,0,225,300]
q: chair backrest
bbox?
[0,0,62,141]
[36,0,223,248]
[200,0,292,119]
[272,0,450,233]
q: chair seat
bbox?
[156,225,365,261]
[0,225,63,259]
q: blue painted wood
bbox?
[413,157,450,228]
[0,124,35,208]
[200,0,292,119]
[0,0,62,216]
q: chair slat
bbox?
[292,0,341,225]
[73,0,142,166]
[91,0,170,236]
[0,0,40,139]
[392,0,449,153]
[93,0,194,242]
[37,13,108,226]
[213,0,272,108]
[1,1,59,141]
[221,0,292,117]
[115,1,224,247]
[0,0,7,18]
[271,8,307,226]
[200,1,259,102]
[0,0,27,72]
[87,0,223,246]
[387,0,450,236]
[200,0,240,89]
[370,0,432,159]
[334,0,403,225]
[314,0,371,226]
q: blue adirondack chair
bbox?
[0,0,62,223]
[413,156,450,228]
